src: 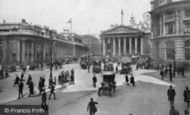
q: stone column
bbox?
[43,40,46,61]
[22,40,25,64]
[124,37,126,55]
[135,37,138,54]
[141,38,144,55]
[129,37,132,54]
[102,39,106,55]
[113,38,116,56]
[118,37,121,56]
[31,41,34,62]
[17,40,20,63]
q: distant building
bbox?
[100,25,150,57]
[150,0,190,67]
[81,35,101,55]
[0,19,89,68]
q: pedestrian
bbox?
[167,85,176,107]
[70,74,75,85]
[5,68,9,78]
[130,74,135,86]
[38,77,44,95]
[13,75,20,87]
[183,86,190,108]
[18,80,24,99]
[87,65,90,73]
[28,80,34,95]
[160,68,164,80]
[71,68,74,76]
[26,74,32,86]
[21,72,24,80]
[48,76,53,88]
[92,75,97,88]
[169,65,173,82]
[41,89,48,110]
[169,106,180,115]
[87,98,98,115]
[49,83,56,100]
[125,74,129,85]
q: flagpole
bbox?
[70,20,72,33]
[121,9,124,25]
[121,14,123,25]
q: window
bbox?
[184,22,190,33]
[185,40,190,60]
[166,41,174,60]
[185,8,190,17]
[165,22,175,34]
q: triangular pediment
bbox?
[102,25,143,35]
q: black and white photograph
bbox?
[0,0,190,115]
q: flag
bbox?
[67,19,72,24]
[121,9,124,15]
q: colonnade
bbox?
[102,36,144,56]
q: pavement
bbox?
[0,63,76,104]
[1,63,190,115]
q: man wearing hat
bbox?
[41,88,48,110]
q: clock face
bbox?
[143,12,151,26]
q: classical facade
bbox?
[81,35,101,55]
[0,20,89,68]
[150,0,190,64]
[100,25,150,57]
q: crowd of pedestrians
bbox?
[159,64,185,82]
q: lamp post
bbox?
[49,31,55,78]
[173,44,176,77]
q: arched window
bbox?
[166,41,174,60]
[185,40,190,60]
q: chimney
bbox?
[3,20,6,24]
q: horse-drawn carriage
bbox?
[92,57,102,73]
[98,71,116,97]
[120,57,132,74]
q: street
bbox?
[1,63,189,115]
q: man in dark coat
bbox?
[183,86,190,108]
[125,75,129,85]
[13,75,20,87]
[38,77,44,95]
[18,81,24,99]
[70,74,75,85]
[41,89,48,110]
[92,75,97,88]
[130,74,135,86]
[26,74,32,86]
[87,98,98,115]
[49,83,56,100]
[29,80,34,95]
[167,85,176,107]
[160,68,164,80]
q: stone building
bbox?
[100,25,150,57]
[0,20,89,68]
[150,0,190,66]
[81,35,101,55]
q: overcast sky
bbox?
[0,0,151,37]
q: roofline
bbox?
[150,0,190,14]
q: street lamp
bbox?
[173,44,176,77]
[49,31,55,78]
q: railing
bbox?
[0,31,50,38]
